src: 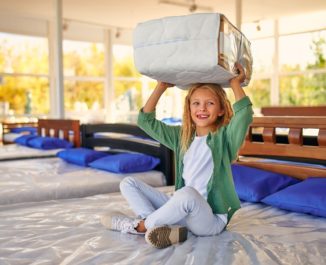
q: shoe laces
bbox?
[112,216,140,234]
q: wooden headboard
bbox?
[261,106,326,116]
[2,121,38,144]
[237,116,326,179]
[80,123,174,185]
[38,119,81,147]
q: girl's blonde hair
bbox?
[180,83,233,153]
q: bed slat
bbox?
[38,119,80,147]
[288,128,302,145]
[319,129,326,146]
[262,127,275,143]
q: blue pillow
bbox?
[231,164,300,202]
[161,117,182,125]
[11,126,37,134]
[57,148,109,166]
[27,136,73,150]
[89,153,160,173]
[14,135,38,146]
[262,177,326,217]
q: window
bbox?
[279,31,326,71]
[279,30,326,106]
[242,14,326,108]
[246,79,271,108]
[63,40,105,122]
[280,73,326,106]
[0,33,49,118]
[113,45,142,123]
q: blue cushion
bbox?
[11,126,37,134]
[14,135,38,146]
[161,117,182,125]
[27,136,73,150]
[57,148,109,166]
[231,164,300,202]
[89,153,160,173]
[262,177,326,217]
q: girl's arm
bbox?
[229,63,246,101]
[226,63,254,161]
[138,81,179,151]
[143,81,174,113]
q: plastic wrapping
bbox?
[218,15,252,86]
[0,189,325,264]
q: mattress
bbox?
[0,157,166,205]
[0,144,62,161]
[133,13,252,88]
[2,132,22,143]
[0,187,324,265]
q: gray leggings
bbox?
[120,177,226,236]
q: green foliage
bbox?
[246,79,270,107]
[0,76,49,114]
[64,43,104,76]
[308,38,326,69]
[64,81,104,110]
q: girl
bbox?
[101,63,253,249]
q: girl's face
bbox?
[189,87,224,136]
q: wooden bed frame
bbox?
[38,119,81,147]
[2,121,38,144]
[80,123,174,185]
[2,119,81,147]
[237,116,326,180]
[261,106,326,116]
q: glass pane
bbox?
[279,31,326,71]
[64,81,104,111]
[113,45,141,78]
[280,73,326,106]
[63,40,104,77]
[245,79,271,108]
[156,86,187,121]
[0,33,48,74]
[0,76,49,115]
[250,38,274,74]
[113,80,142,123]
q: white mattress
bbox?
[0,157,166,205]
[0,187,324,265]
[0,144,62,161]
[3,132,22,143]
[133,13,252,88]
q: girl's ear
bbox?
[218,110,225,117]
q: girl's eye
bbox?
[207,102,215,105]
[191,102,199,106]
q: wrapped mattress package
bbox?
[133,13,252,89]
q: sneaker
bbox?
[145,225,188,249]
[101,212,143,235]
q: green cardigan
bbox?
[137,96,253,222]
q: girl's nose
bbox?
[199,104,207,111]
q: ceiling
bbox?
[1,0,326,30]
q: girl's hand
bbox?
[156,81,174,90]
[230,63,246,87]
[229,63,246,100]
